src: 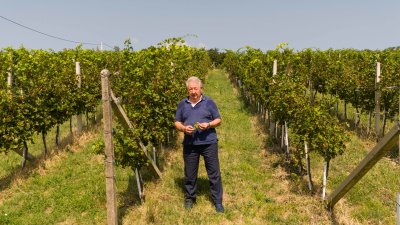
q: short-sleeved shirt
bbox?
[175,95,221,145]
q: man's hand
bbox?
[198,122,210,131]
[184,125,195,135]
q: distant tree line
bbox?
[207,48,226,68]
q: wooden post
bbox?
[160,143,165,156]
[7,71,12,87]
[354,112,359,128]
[375,62,381,139]
[368,111,372,134]
[281,124,285,149]
[153,146,157,166]
[325,122,400,210]
[270,60,277,139]
[101,69,118,225]
[76,62,83,134]
[167,130,170,145]
[284,121,289,155]
[322,161,328,200]
[305,139,313,192]
[135,168,144,202]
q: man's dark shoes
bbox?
[215,203,224,213]
[184,198,194,209]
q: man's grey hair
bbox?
[186,76,203,88]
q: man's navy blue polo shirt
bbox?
[175,95,221,145]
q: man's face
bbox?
[187,81,202,101]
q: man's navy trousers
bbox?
[183,143,223,204]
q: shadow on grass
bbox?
[118,172,143,221]
[174,177,214,203]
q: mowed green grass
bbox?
[0,70,398,224]
[0,128,107,224]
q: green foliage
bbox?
[207,48,226,67]
[91,138,105,155]
[222,46,351,165]
[223,46,400,165]
[0,47,118,153]
[110,39,211,169]
[0,38,211,170]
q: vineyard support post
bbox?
[270,60,277,139]
[325,122,400,210]
[76,62,83,134]
[281,124,285,149]
[101,69,118,225]
[375,62,381,139]
[284,121,289,155]
[7,70,12,87]
[153,146,157,166]
[322,161,328,200]
[305,139,313,192]
[135,168,144,202]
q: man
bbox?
[174,76,224,213]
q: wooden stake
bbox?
[153,146,157,166]
[305,139,313,192]
[109,90,162,178]
[284,121,289,155]
[76,62,83,134]
[135,168,144,202]
[326,122,400,210]
[322,161,329,200]
[101,69,118,225]
[7,71,12,87]
[281,124,285,149]
[375,62,381,139]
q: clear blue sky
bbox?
[1,0,399,51]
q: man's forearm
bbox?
[209,118,222,128]
[175,121,185,132]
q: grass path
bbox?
[122,70,344,224]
